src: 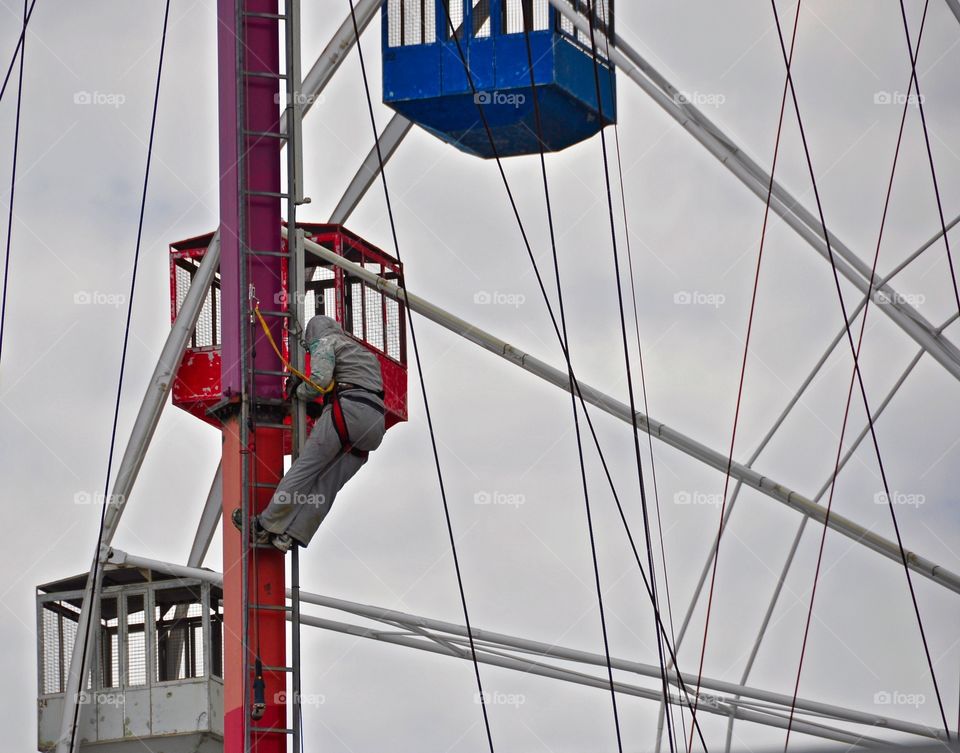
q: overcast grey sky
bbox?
[1,1,959,752]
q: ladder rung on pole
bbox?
[256,310,292,318]
[242,11,286,20]
[245,248,292,258]
[243,129,288,140]
[245,189,291,199]
[243,70,287,81]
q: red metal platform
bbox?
[169,223,408,439]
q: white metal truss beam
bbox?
[945,0,960,25]
[188,463,222,567]
[547,0,960,384]
[288,227,960,595]
[279,0,380,138]
[329,113,414,224]
[103,551,950,746]
[100,231,221,545]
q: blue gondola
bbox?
[382,0,616,158]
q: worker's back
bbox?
[304,315,383,393]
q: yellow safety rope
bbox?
[254,304,334,395]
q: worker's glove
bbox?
[305,400,325,420]
[284,374,303,401]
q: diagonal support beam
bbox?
[323,9,479,221]
[289,227,960,595]
[101,232,221,541]
[279,0,381,138]
[945,0,960,25]
[188,462,222,567]
[56,231,222,753]
[548,0,960,384]
[329,113,413,224]
[671,211,960,657]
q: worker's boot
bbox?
[230,508,273,547]
[270,533,295,554]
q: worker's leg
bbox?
[273,396,387,546]
[282,451,368,545]
[258,408,342,538]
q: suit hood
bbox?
[304,314,342,343]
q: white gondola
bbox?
[37,568,223,752]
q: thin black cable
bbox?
[583,3,681,750]
[437,4,709,747]
[346,2,495,750]
[883,33,960,728]
[252,518,262,652]
[610,119,686,752]
[611,75,688,753]
[764,1,951,745]
[685,2,801,746]
[897,0,960,320]
[590,10,687,748]
[0,0,28,367]
[580,3,678,750]
[519,10,624,751]
[67,1,172,750]
[0,0,36,107]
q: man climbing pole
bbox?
[233,314,386,552]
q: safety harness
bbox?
[329,387,385,460]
